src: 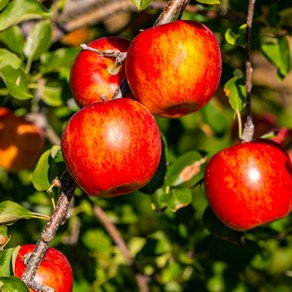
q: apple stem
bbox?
[241,0,256,142]
[21,177,77,289]
[80,43,127,63]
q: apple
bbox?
[125,20,222,118]
[0,107,45,172]
[14,244,73,292]
[70,36,131,108]
[204,139,292,231]
[61,98,162,197]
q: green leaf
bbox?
[40,47,80,75]
[165,151,207,187]
[225,24,246,47]
[0,49,21,70]
[140,136,168,194]
[130,0,152,10]
[203,207,245,245]
[24,20,52,62]
[32,149,59,191]
[0,201,36,225]
[0,0,9,11]
[196,0,220,4]
[0,26,25,55]
[43,80,63,107]
[0,276,29,291]
[224,76,246,112]
[0,226,10,251]
[160,188,192,212]
[201,99,227,136]
[261,36,291,79]
[0,0,52,31]
[0,247,18,277]
[0,66,33,100]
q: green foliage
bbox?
[225,24,246,47]
[0,0,291,291]
[196,0,220,4]
[0,201,48,225]
[0,276,29,291]
[0,0,51,31]
[224,76,247,113]
[261,36,291,79]
[130,0,153,10]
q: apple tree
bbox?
[0,0,292,291]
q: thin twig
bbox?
[242,0,256,142]
[89,199,150,292]
[22,177,77,290]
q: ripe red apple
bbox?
[70,36,131,108]
[14,244,73,292]
[125,20,222,118]
[61,98,162,197]
[0,107,44,172]
[204,139,292,231]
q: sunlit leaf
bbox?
[0,247,17,277]
[0,201,36,225]
[130,0,152,10]
[0,26,25,55]
[165,151,207,187]
[224,76,246,112]
[24,20,52,62]
[40,47,80,75]
[0,0,51,31]
[0,276,29,291]
[43,80,63,107]
[0,66,32,100]
[160,188,192,212]
[32,149,58,191]
[261,36,291,79]
[0,49,21,69]
[0,0,9,12]
[196,0,220,4]
[0,226,10,251]
[225,24,246,47]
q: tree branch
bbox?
[21,177,77,290]
[242,0,256,142]
[89,198,150,292]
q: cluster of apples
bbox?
[61,19,292,232]
[61,20,222,198]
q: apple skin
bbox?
[0,107,44,172]
[61,98,162,197]
[204,139,292,231]
[70,36,131,108]
[14,244,73,292]
[125,20,222,118]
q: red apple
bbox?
[204,139,292,231]
[70,36,131,108]
[61,98,162,197]
[125,20,222,118]
[14,244,73,292]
